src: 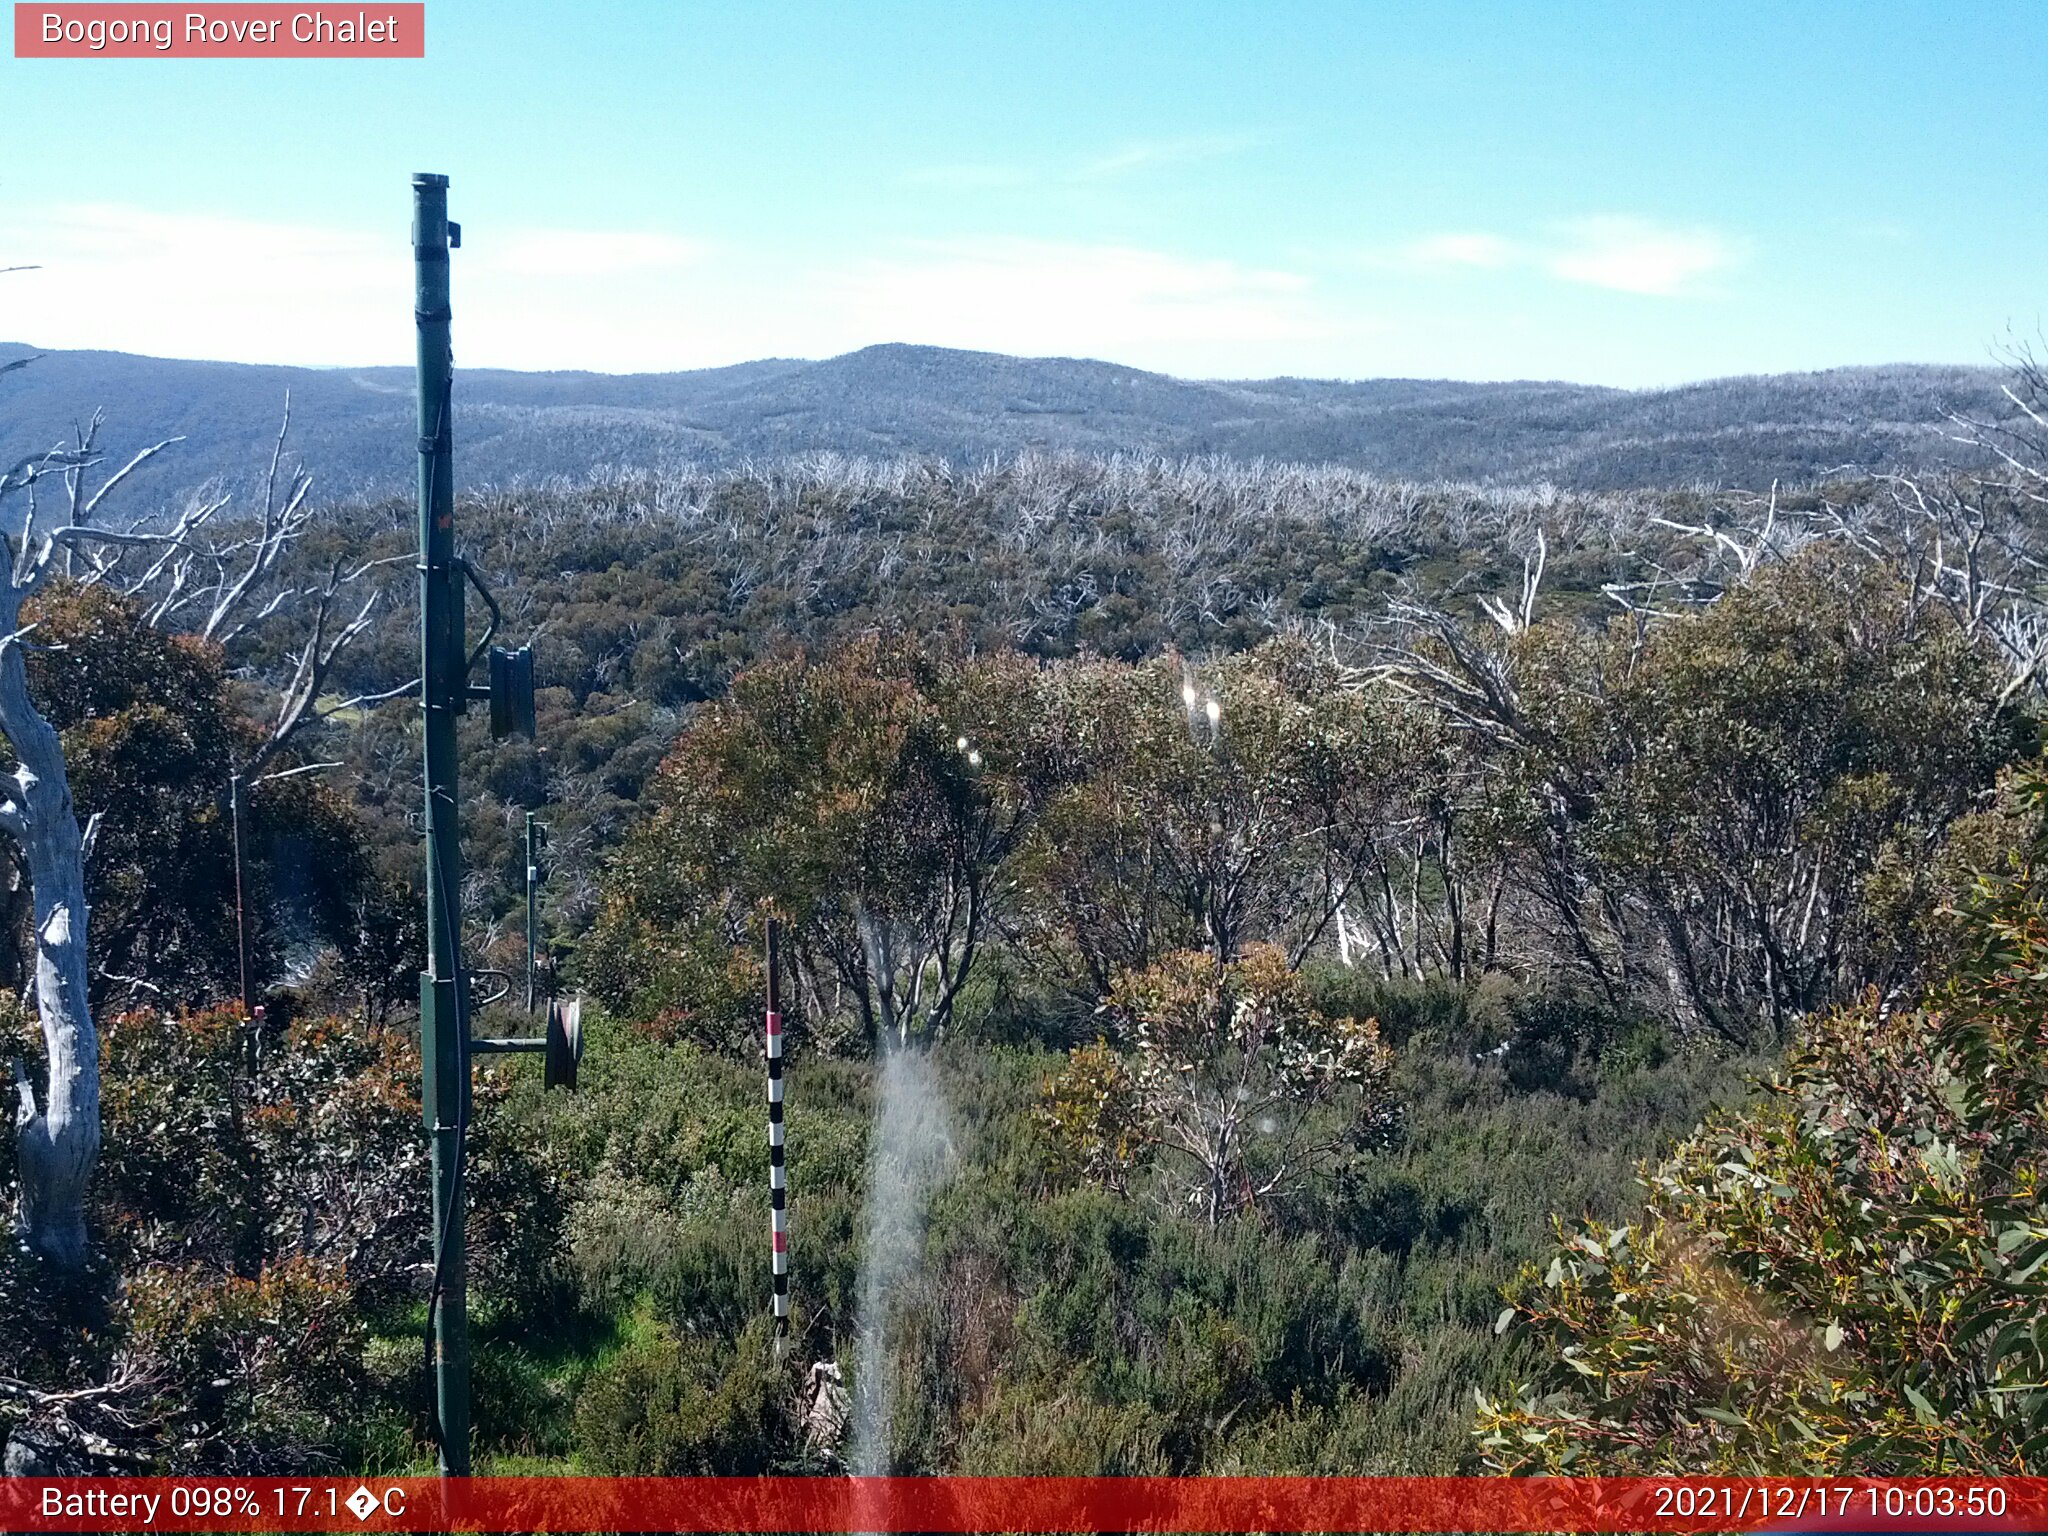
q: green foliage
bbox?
[2,1001,565,1470]
[573,1316,796,1474]
[583,636,1070,1049]
[5,447,2023,1477]
[1016,641,1432,998]
[1467,550,2024,1039]
[9,583,381,1011]
[586,549,2018,1068]
[1083,944,1398,1224]
[1035,1037,1146,1194]
[1498,992,1665,1099]
[1477,755,2048,1473]
[118,1259,366,1473]
[531,983,1747,1475]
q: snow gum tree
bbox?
[3,448,109,1267]
[1093,943,1399,1226]
[4,394,383,1269]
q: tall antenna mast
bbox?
[413,169,472,1479]
[412,171,559,1480]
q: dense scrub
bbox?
[231,447,2031,1031]
[1477,758,2048,1471]
[5,432,2044,1473]
[527,486,2034,1472]
[498,979,1755,1474]
[0,999,562,1471]
[584,549,2025,1054]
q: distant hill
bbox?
[0,341,2009,502]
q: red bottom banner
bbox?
[5,1476,2046,1533]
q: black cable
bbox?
[416,378,472,1466]
[421,794,470,1461]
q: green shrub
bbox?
[119,1258,366,1473]
[1302,969,1474,1051]
[1499,991,1645,1098]
[1476,762,2048,1473]
[542,1005,1751,1475]
[956,1384,1171,1474]
[573,1316,793,1474]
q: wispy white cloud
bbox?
[7,201,1748,385]
[817,237,1318,360]
[0,205,1342,377]
[5,204,402,362]
[1545,216,1741,296]
[1383,216,1744,296]
[1072,134,1258,181]
[2,205,727,367]
[1399,232,1516,270]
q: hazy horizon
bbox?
[0,334,2010,396]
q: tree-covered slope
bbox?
[0,340,2008,501]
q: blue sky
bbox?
[3,1,2043,384]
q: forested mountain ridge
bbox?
[0,340,2008,497]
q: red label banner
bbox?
[13,4,424,57]
[2,1476,2045,1532]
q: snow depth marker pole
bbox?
[767,917,790,1354]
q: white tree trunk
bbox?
[0,407,353,1273]
[2,600,97,1270]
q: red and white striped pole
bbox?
[766,918,790,1353]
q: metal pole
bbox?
[414,170,471,1480]
[524,811,538,1014]
[230,773,252,1018]
[765,918,789,1353]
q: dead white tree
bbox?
[1477,527,1547,635]
[3,441,126,1266]
[66,397,414,780]
[4,389,399,1266]
[1640,448,2048,706]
